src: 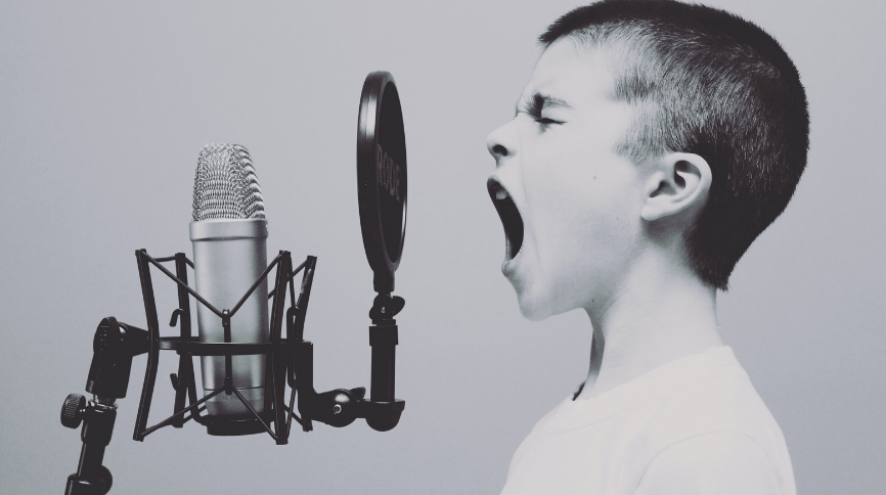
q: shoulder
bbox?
[623,348,795,494]
[505,397,571,476]
[637,348,784,451]
[634,430,781,495]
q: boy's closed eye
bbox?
[516,92,569,128]
[534,116,562,127]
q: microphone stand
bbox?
[60,250,406,494]
[61,317,149,495]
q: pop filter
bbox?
[357,71,407,294]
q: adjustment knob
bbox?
[61,394,86,429]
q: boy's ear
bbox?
[640,152,712,223]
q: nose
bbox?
[486,121,516,163]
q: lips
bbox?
[487,178,524,260]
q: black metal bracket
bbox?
[130,249,300,443]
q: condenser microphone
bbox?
[190,143,269,416]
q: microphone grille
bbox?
[192,143,266,221]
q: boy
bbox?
[486,1,808,494]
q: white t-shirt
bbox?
[500,346,795,495]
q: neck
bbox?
[576,249,721,400]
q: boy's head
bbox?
[487,0,808,318]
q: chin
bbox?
[514,286,555,322]
[514,276,590,321]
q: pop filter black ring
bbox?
[357,71,407,294]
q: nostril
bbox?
[487,123,515,159]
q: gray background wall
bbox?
[1,0,883,493]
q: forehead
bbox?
[522,40,617,107]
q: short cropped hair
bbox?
[540,0,809,290]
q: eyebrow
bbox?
[515,92,572,117]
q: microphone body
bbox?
[190,143,269,416]
[191,219,268,415]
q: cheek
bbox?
[519,139,641,303]
[577,183,642,275]
[522,148,594,222]
[548,166,641,286]
[582,168,641,243]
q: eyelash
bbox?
[534,117,560,126]
[515,100,562,128]
[524,102,561,127]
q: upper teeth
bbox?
[495,190,509,201]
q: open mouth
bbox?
[487,178,524,260]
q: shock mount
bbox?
[60,249,405,494]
